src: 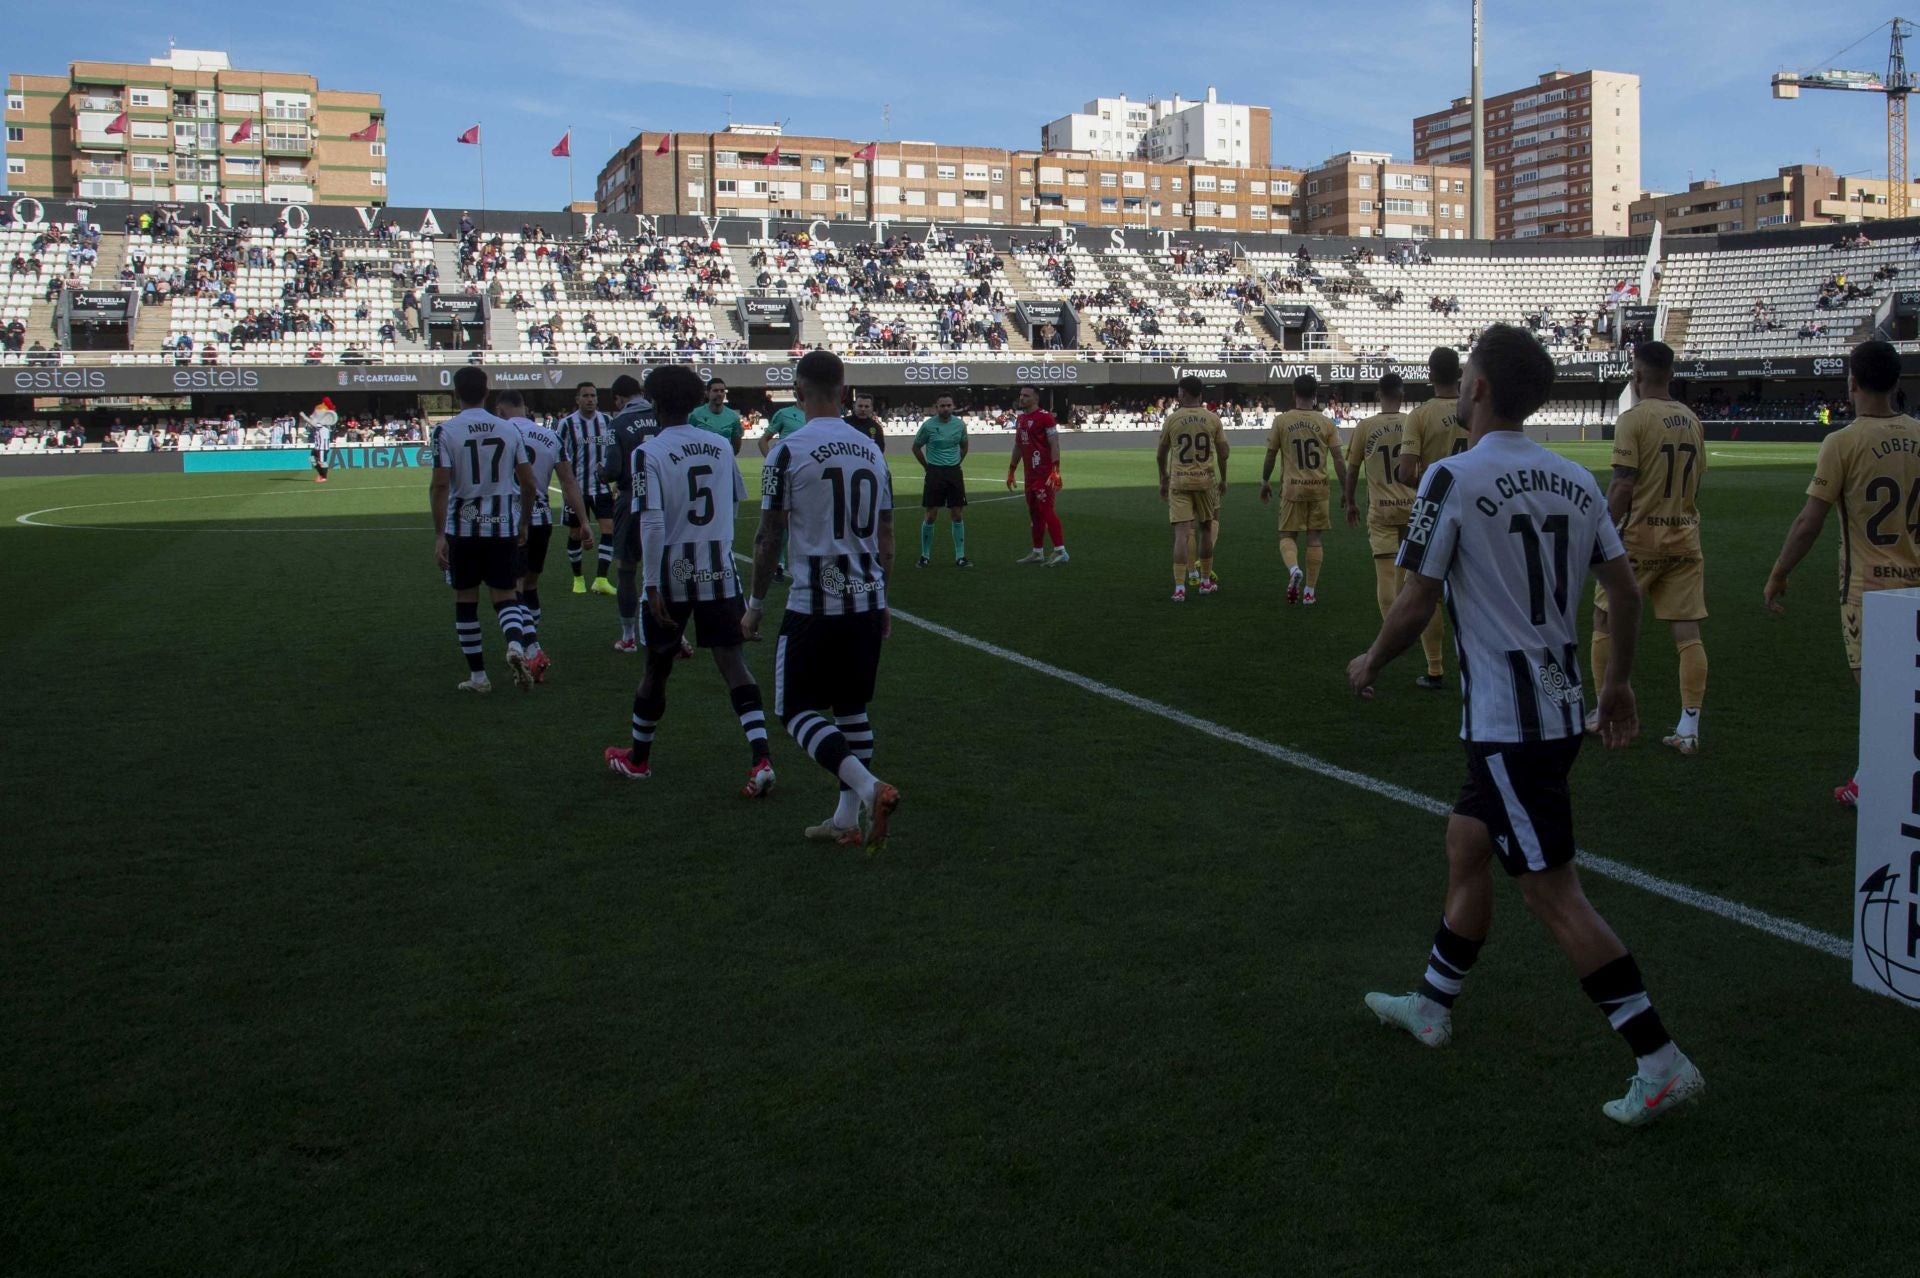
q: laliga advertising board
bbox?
[1855,587,1920,1006]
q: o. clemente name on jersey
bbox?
[1471,466,1598,517]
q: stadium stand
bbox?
[1655,231,1918,356]
[1,220,101,362]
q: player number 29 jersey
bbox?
[639,424,749,603]
[1398,431,1624,744]
[1161,407,1224,490]
[434,408,526,539]
[763,418,894,616]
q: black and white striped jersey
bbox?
[638,424,749,602]
[434,408,527,539]
[1397,430,1624,744]
[310,423,330,452]
[600,400,661,511]
[762,417,893,616]
[557,410,614,496]
[513,416,564,528]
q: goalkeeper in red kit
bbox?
[1007,385,1069,566]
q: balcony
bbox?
[262,132,312,156]
[80,158,125,177]
[76,95,122,112]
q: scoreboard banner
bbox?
[1,353,1885,400]
[1854,588,1920,1009]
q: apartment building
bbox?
[1298,151,1489,240]
[1413,69,1640,239]
[1041,89,1271,167]
[599,126,1300,234]
[1629,164,1920,236]
[5,48,385,207]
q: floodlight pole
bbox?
[1470,0,1487,239]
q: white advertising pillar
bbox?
[1854,587,1920,1006]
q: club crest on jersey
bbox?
[1406,497,1438,545]
[819,563,849,596]
[1538,656,1578,707]
[761,464,781,500]
[670,558,695,584]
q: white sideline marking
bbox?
[886,605,1852,960]
[15,484,425,533]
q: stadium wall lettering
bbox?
[0,355,1892,403]
[179,446,429,473]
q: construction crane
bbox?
[1773,18,1918,218]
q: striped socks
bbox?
[1580,954,1675,1071]
[596,532,614,580]
[731,684,771,763]
[568,539,584,578]
[1417,917,1484,1009]
[833,710,873,826]
[455,601,484,673]
[785,710,878,802]
[630,688,664,764]
[491,597,529,647]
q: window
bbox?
[1098,172,1117,188]
[222,93,258,113]
[835,184,851,201]
[1413,175,1432,190]
[687,181,703,198]
[772,180,801,199]
[1067,171,1086,186]
[990,167,1004,182]
[1149,176,1161,191]
[1067,197,1086,212]
[226,156,262,175]
[685,153,703,170]
[1018,170,1032,185]
[1123,171,1144,188]
[1453,179,1465,193]
[6,94,23,112]
[1193,174,1216,191]
[264,93,311,120]
[1274,179,1294,196]
[963,162,988,181]
[1250,206,1267,220]
[809,183,827,199]
[1219,203,1236,217]
[905,163,925,178]
[131,120,167,141]
[1306,179,1321,195]
[128,89,160,108]
[1249,180,1266,194]
[715,150,740,167]
[1100,196,1118,211]
[4,126,20,143]
[875,184,899,203]
[810,156,825,172]
[1171,178,1183,191]
[370,142,386,158]
[1357,174,1373,189]
[904,189,925,205]
[716,179,738,194]
[933,190,955,207]
[5,158,23,175]
[1220,178,1237,193]
[1194,200,1216,216]
[131,153,170,172]
[371,171,387,188]
[1171,202,1182,215]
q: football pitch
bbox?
[5,441,1913,1274]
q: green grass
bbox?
[3,442,1912,1276]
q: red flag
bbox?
[457,125,480,145]
[654,133,672,157]
[551,132,570,158]
[348,117,380,142]
[104,112,127,135]
[761,144,781,167]
[856,142,877,163]
[230,119,253,144]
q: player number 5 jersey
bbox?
[639,424,749,603]
[763,418,893,616]
[1398,432,1624,744]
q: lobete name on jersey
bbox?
[809,438,878,466]
[1471,467,1597,517]
[1871,435,1920,460]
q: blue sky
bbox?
[3,0,1912,210]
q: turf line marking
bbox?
[15,484,426,533]
[886,605,1851,960]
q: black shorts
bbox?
[516,523,553,577]
[922,464,967,509]
[642,594,745,653]
[773,610,885,717]
[1454,737,1583,877]
[447,534,520,592]
[613,505,641,564]
[591,490,617,522]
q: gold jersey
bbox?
[1266,410,1340,501]
[1612,398,1706,558]
[1808,413,1920,601]
[1345,410,1413,528]
[1403,396,1466,470]
[1162,406,1226,491]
